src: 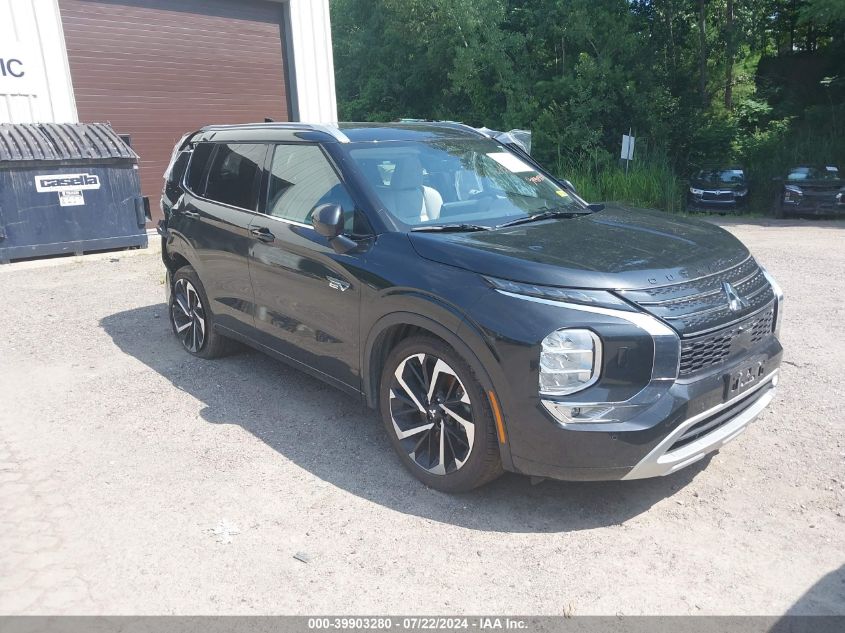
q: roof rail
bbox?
[200,122,350,143]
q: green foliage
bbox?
[331,0,845,216]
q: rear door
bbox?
[176,141,266,334]
[248,143,364,391]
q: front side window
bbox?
[203,143,265,210]
[343,139,586,228]
[267,144,355,225]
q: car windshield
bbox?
[344,139,587,228]
[693,168,745,185]
[786,166,841,181]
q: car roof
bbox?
[192,121,487,145]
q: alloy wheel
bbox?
[171,278,206,353]
[389,353,475,475]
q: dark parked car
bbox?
[159,122,783,491]
[777,165,845,217]
[687,167,749,211]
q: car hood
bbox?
[407,205,750,290]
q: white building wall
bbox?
[0,0,336,125]
[0,0,77,124]
[285,0,338,123]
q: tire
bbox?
[169,265,236,359]
[379,335,503,492]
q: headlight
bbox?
[689,187,703,196]
[734,188,748,197]
[539,329,602,396]
[784,184,803,195]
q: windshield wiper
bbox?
[411,223,491,233]
[496,208,587,228]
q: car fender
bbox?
[362,303,515,470]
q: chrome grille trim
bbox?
[618,256,775,337]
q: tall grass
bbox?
[556,150,686,213]
[553,104,845,216]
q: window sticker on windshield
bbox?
[487,152,534,173]
[555,190,569,198]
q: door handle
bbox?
[250,227,276,242]
[182,210,200,219]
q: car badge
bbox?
[722,282,748,312]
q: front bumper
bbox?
[622,370,777,479]
[501,336,783,482]
[466,281,783,482]
[781,199,845,216]
[688,194,747,211]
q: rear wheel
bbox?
[169,266,236,359]
[379,336,502,492]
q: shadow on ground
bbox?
[101,303,710,534]
[785,565,845,616]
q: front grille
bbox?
[618,256,775,337]
[702,191,734,201]
[669,382,773,451]
[679,307,774,375]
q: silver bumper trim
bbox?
[622,370,779,480]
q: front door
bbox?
[248,143,364,392]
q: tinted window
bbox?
[185,142,214,195]
[203,143,265,210]
[267,144,354,224]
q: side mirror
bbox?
[312,203,344,238]
[311,203,357,254]
[561,179,577,194]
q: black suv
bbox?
[777,165,844,217]
[687,167,749,212]
[159,122,784,491]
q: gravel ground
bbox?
[0,219,843,615]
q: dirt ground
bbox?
[0,219,843,615]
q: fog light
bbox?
[539,329,601,396]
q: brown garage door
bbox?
[59,0,290,222]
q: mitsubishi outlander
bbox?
[159,121,784,492]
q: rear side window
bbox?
[267,144,354,223]
[203,143,266,210]
[185,143,214,195]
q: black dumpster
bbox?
[0,122,148,263]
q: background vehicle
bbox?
[776,165,845,217]
[686,167,749,212]
[159,121,783,492]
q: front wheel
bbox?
[379,336,502,492]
